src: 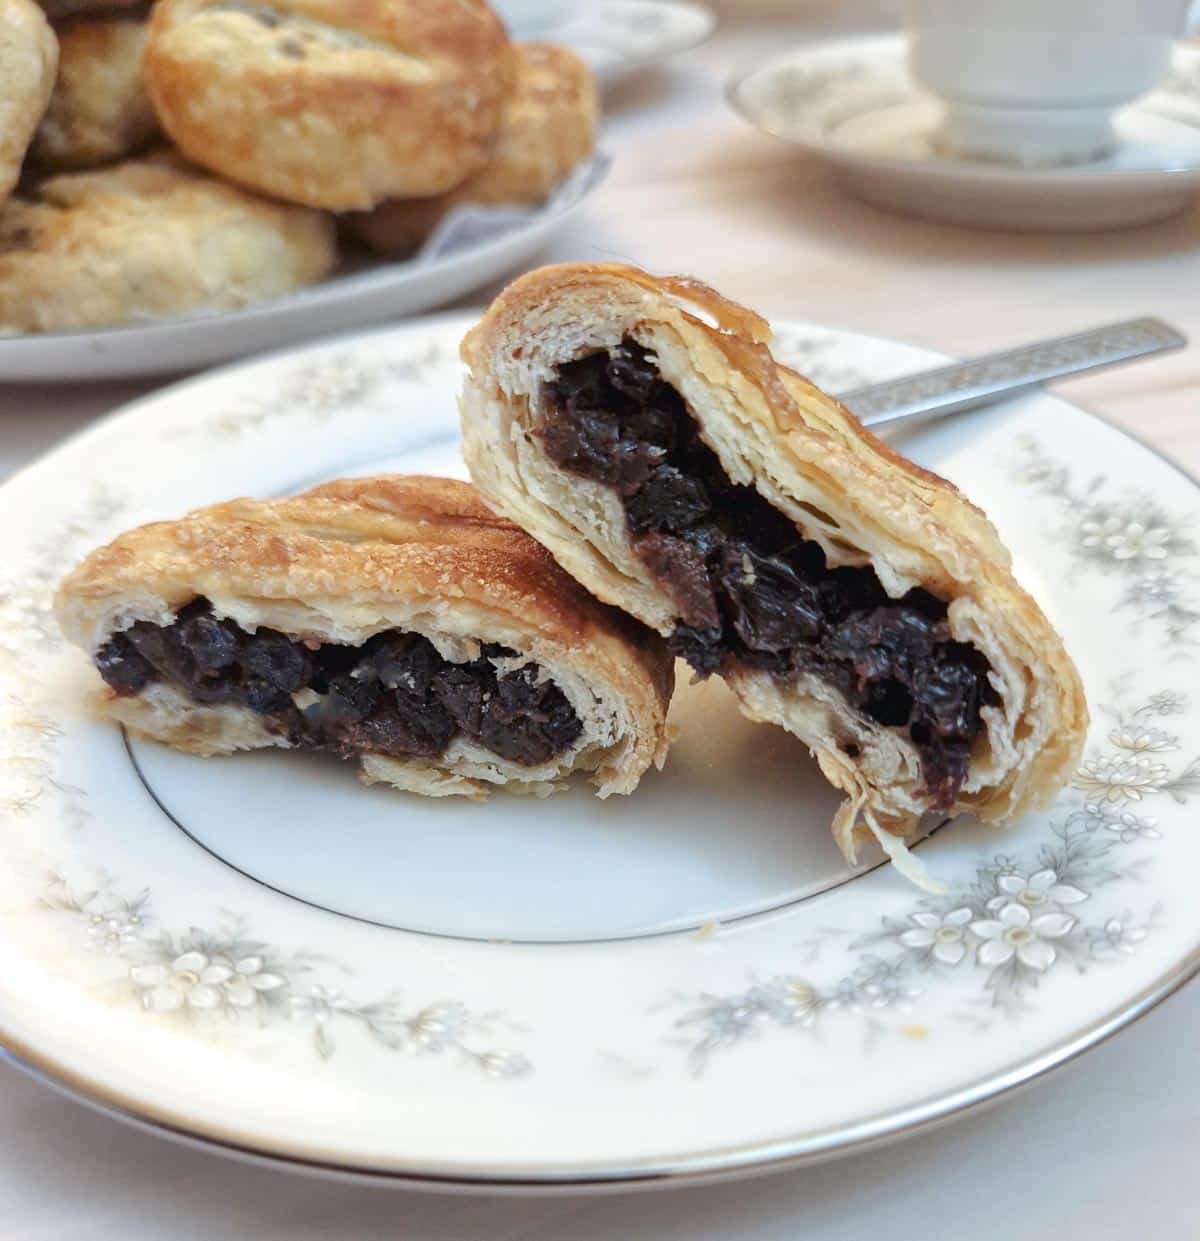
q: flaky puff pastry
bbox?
[460,264,1088,885]
[55,475,674,800]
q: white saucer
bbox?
[506,1,716,89]
[729,34,1200,231]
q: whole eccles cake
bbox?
[0,154,336,331]
[0,0,58,204]
[144,0,515,211]
[32,12,159,171]
[348,42,599,255]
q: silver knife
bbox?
[835,317,1187,429]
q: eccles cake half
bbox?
[459,264,1087,883]
[56,475,673,800]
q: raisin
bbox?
[95,634,157,696]
[238,628,312,692]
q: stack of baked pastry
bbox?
[0,0,598,332]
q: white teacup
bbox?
[908,0,1200,166]
[490,0,564,36]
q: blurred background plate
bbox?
[729,35,1200,230]
[0,157,610,385]
[498,0,717,87]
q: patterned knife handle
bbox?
[838,317,1187,429]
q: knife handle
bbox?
[837,317,1187,429]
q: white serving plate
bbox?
[0,159,608,384]
[505,1,716,86]
[1,314,1196,1189]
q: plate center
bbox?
[129,672,880,943]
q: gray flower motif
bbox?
[290,984,355,1023]
[281,357,374,410]
[82,906,144,954]
[970,904,1076,972]
[1073,755,1170,802]
[478,1050,533,1078]
[1109,725,1179,754]
[857,969,920,1009]
[675,993,766,1072]
[1147,691,1186,716]
[1102,809,1161,844]
[747,977,820,1026]
[1074,802,1112,833]
[685,997,761,1045]
[985,868,1087,913]
[897,907,973,965]
[827,977,864,1012]
[290,985,360,1056]
[1080,516,1170,562]
[222,955,287,1008]
[405,1002,467,1053]
[130,951,236,1013]
[1014,456,1068,489]
[1122,572,1182,610]
[1089,917,1148,957]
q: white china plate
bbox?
[730,35,1200,230]
[503,1,716,86]
[0,160,609,385]
[2,315,1198,1189]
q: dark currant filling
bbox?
[95,599,584,767]
[541,339,996,808]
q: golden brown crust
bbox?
[0,152,337,331]
[346,42,597,255]
[144,0,514,211]
[0,0,58,203]
[459,263,1089,876]
[55,475,674,798]
[32,13,158,171]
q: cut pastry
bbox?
[55,475,674,799]
[459,264,1088,881]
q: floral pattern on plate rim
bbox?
[0,329,1196,1082]
[39,874,531,1075]
[1010,435,1199,649]
[0,660,531,1076]
[668,690,1195,1074]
